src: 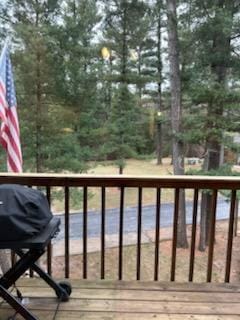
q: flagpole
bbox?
[0,37,20,274]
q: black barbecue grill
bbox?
[0,184,71,320]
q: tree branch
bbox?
[231,34,240,40]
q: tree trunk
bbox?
[36,49,42,172]
[199,192,213,251]
[156,1,163,165]
[35,7,43,173]
[167,0,188,248]
[156,121,163,165]
[108,55,113,113]
[137,47,142,100]
[121,3,127,83]
[199,0,233,250]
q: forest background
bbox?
[0,0,240,250]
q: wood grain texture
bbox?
[0,173,240,189]
[1,279,239,319]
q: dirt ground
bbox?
[51,219,240,283]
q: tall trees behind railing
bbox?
[2,174,240,283]
[1,1,240,256]
[0,0,239,174]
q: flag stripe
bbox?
[8,153,20,172]
[0,88,8,122]
[8,107,20,135]
[0,81,6,94]
[0,134,21,172]
[0,92,8,110]
[1,130,22,172]
[2,122,22,161]
[0,126,21,161]
[0,110,7,123]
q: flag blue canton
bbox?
[1,47,17,108]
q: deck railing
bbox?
[1,173,240,283]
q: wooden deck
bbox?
[1,279,240,319]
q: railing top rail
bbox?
[0,173,239,189]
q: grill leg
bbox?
[0,249,44,289]
[0,285,38,320]
[15,250,70,301]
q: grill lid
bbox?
[0,184,53,241]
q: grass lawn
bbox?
[86,158,201,211]
[87,158,175,175]
[52,158,202,212]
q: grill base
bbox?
[0,217,71,320]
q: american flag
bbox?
[0,42,22,172]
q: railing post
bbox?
[64,186,70,278]
[136,187,142,281]
[171,188,179,282]
[101,187,106,279]
[46,186,52,276]
[225,190,236,282]
[118,187,124,280]
[154,188,161,281]
[207,190,218,283]
[189,189,199,282]
[83,186,88,279]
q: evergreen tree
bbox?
[106,84,143,171]
[53,0,104,163]
[2,0,62,172]
[101,0,152,170]
[181,0,240,250]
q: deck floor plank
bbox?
[14,287,240,303]
[0,279,239,319]
[17,279,240,292]
[1,312,240,320]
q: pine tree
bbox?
[107,84,142,169]
[51,0,105,164]
[101,0,152,170]
[181,0,240,250]
[167,0,188,248]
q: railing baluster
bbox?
[83,186,88,279]
[46,186,52,276]
[46,186,51,205]
[207,189,218,282]
[136,187,142,280]
[154,188,161,281]
[234,199,238,237]
[101,187,106,279]
[65,186,70,278]
[171,188,179,282]
[225,190,236,283]
[118,187,124,280]
[28,185,34,277]
[189,189,199,282]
